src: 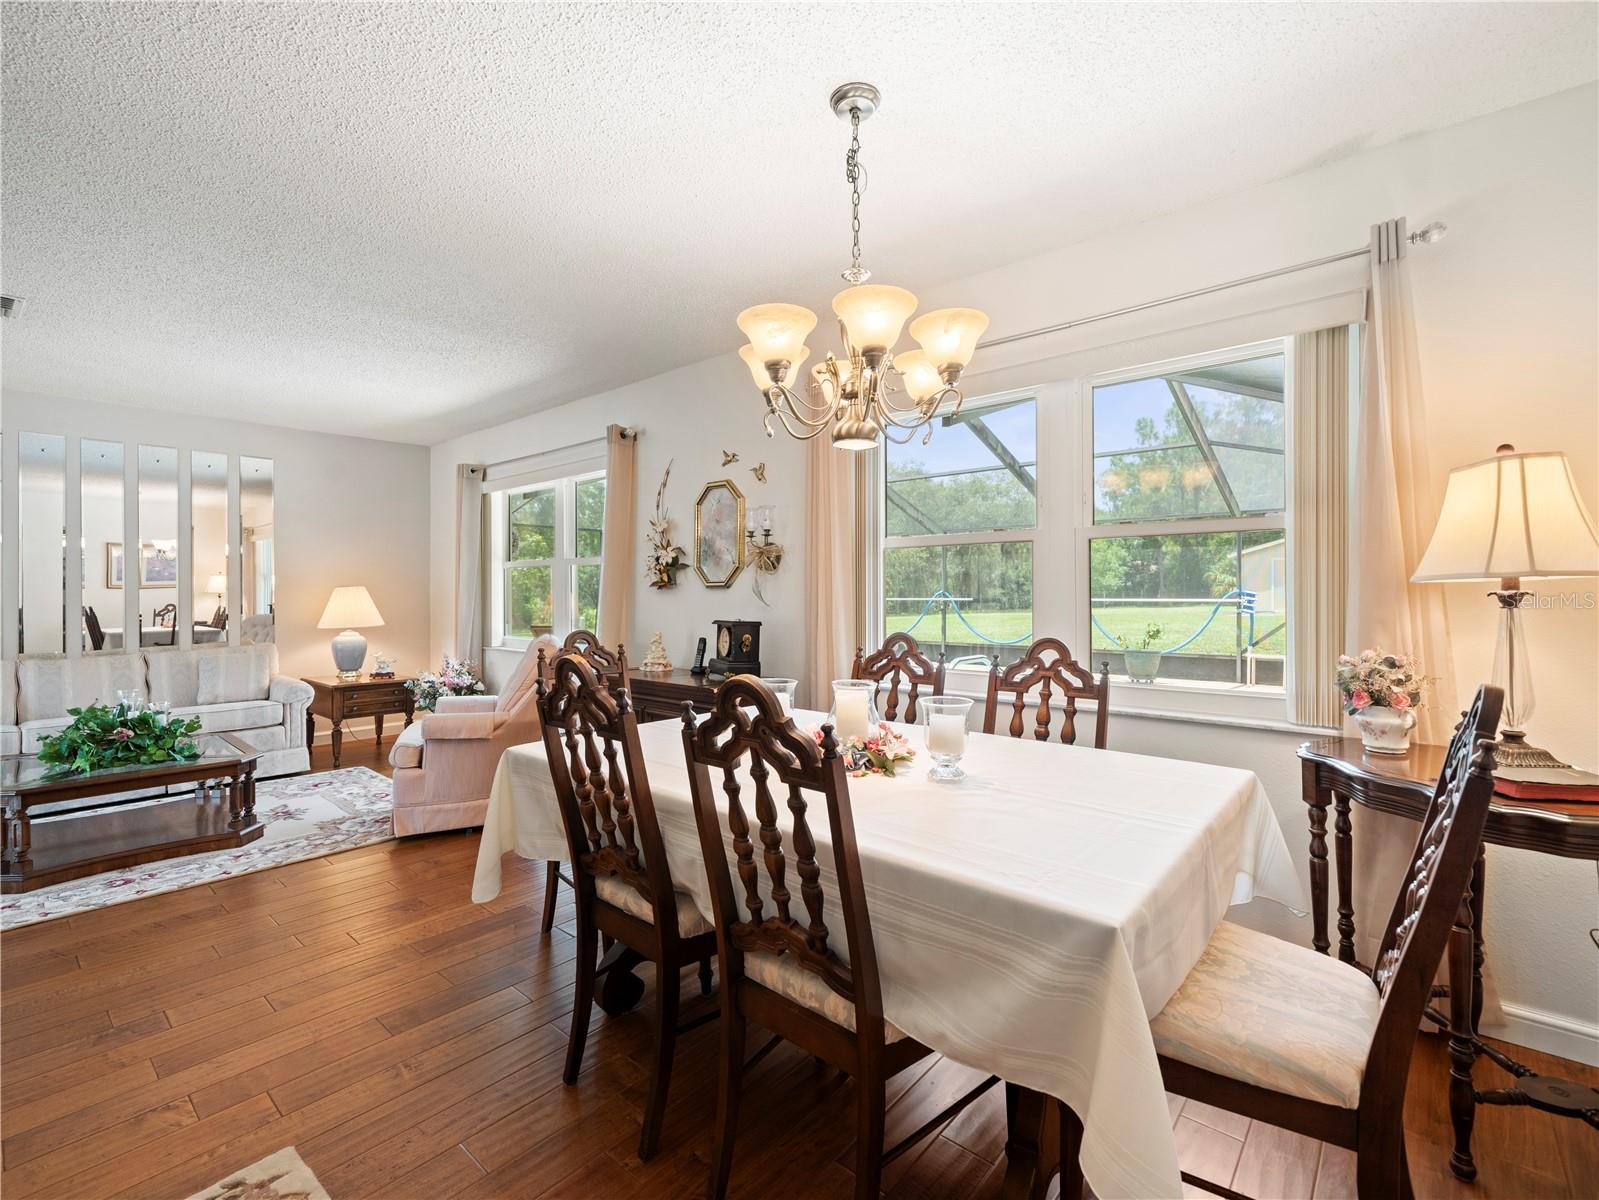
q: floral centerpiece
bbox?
[407,657,486,713]
[1337,648,1431,755]
[37,702,203,775]
[813,722,917,778]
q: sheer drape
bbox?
[1289,326,1350,728]
[598,425,637,651]
[803,436,863,709]
[454,464,485,659]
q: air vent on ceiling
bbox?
[0,295,20,318]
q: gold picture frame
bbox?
[693,479,746,588]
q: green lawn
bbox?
[887,603,1285,658]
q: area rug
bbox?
[0,767,394,930]
[184,1146,332,1200]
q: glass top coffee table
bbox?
[1,733,263,893]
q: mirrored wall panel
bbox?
[240,456,275,645]
[19,433,66,655]
[81,439,124,652]
[191,451,229,646]
[138,445,180,649]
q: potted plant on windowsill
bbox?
[1121,623,1165,684]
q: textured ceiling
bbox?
[3,2,1595,445]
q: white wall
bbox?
[432,84,1599,1058]
[3,392,433,701]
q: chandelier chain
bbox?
[846,108,863,271]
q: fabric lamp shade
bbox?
[204,574,228,594]
[318,586,385,629]
[1412,447,1599,583]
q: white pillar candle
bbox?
[928,713,966,755]
[834,689,869,739]
[776,692,792,715]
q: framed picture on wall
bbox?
[139,544,178,588]
[694,479,746,588]
[105,543,125,589]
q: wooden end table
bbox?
[2,733,263,892]
[627,668,720,723]
[303,674,415,768]
[1298,736,1599,1180]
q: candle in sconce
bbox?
[927,713,966,755]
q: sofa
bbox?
[0,645,313,778]
[388,636,555,837]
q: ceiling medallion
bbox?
[735,83,990,451]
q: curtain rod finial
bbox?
[1408,221,1448,246]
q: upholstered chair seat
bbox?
[1150,920,1379,1107]
[744,950,909,1041]
[592,874,713,938]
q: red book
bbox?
[1493,767,1599,803]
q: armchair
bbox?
[388,636,557,837]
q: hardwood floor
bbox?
[2,739,1594,1199]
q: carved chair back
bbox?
[681,676,888,1038]
[153,603,177,628]
[851,633,946,722]
[982,638,1110,748]
[536,653,679,938]
[1360,684,1502,1111]
[82,606,105,651]
[560,629,630,689]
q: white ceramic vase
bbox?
[1354,705,1416,755]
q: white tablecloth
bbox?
[472,712,1305,1199]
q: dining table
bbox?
[471,710,1307,1200]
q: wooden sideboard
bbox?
[628,669,720,723]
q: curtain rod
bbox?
[977,220,1447,352]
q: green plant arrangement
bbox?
[1133,622,1164,651]
[36,703,203,775]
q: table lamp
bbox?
[205,573,228,622]
[317,586,385,679]
[1413,444,1599,767]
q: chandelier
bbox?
[736,83,990,450]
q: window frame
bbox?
[868,340,1297,727]
[490,465,606,649]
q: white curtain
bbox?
[454,464,485,661]
[597,425,637,651]
[1289,326,1350,728]
[1347,218,1471,979]
[803,435,863,710]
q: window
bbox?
[494,470,606,643]
[881,397,1036,669]
[873,340,1291,708]
[1090,349,1286,687]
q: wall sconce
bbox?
[745,505,783,605]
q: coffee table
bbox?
[1,733,263,893]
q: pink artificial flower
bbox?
[1350,689,1372,710]
[113,727,134,741]
[1393,654,1407,666]
[1391,691,1412,709]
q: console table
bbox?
[1298,737,1599,1179]
[627,668,719,723]
[303,675,415,768]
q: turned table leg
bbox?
[1334,791,1357,965]
[3,797,32,876]
[1305,762,1332,956]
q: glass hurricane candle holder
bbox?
[921,695,973,781]
[828,679,880,743]
[760,678,798,716]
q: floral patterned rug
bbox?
[184,1146,330,1200]
[0,767,394,930]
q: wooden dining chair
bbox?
[982,637,1110,748]
[82,606,106,651]
[536,633,631,933]
[1051,685,1501,1200]
[536,652,718,1162]
[682,676,997,1199]
[850,632,945,722]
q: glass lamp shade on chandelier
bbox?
[736,83,990,450]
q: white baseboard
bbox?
[1482,1002,1599,1067]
